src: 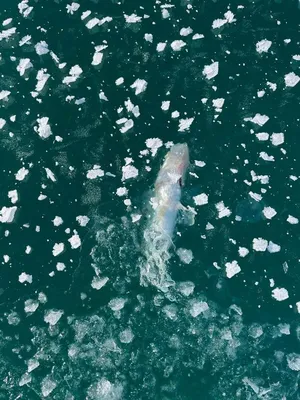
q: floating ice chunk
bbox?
[216,201,231,218]
[119,328,134,343]
[145,138,163,156]
[44,167,56,182]
[271,132,284,146]
[177,281,195,296]
[52,243,64,256]
[0,118,6,129]
[130,78,147,95]
[34,117,52,139]
[272,287,289,301]
[116,187,128,197]
[3,18,12,26]
[68,232,81,249]
[180,27,193,36]
[18,0,33,17]
[238,247,249,258]
[131,213,141,223]
[44,309,63,325]
[19,34,31,46]
[27,358,40,373]
[115,77,124,85]
[109,297,126,311]
[19,272,32,284]
[19,373,31,387]
[0,27,16,41]
[257,90,265,97]
[255,132,269,141]
[253,237,268,251]
[0,206,17,223]
[256,39,272,53]
[190,300,209,317]
[66,2,80,14]
[62,64,83,85]
[144,33,153,42]
[24,299,39,313]
[92,51,103,66]
[35,41,49,55]
[91,276,109,290]
[260,151,274,162]
[156,42,167,52]
[52,216,63,226]
[287,215,298,224]
[17,58,33,76]
[192,33,204,40]
[161,100,170,111]
[86,17,100,29]
[124,14,142,23]
[41,376,57,397]
[122,164,138,181]
[35,69,50,92]
[285,72,300,87]
[195,160,206,167]
[225,260,241,278]
[244,113,269,126]
[56,262,66,271]
[212,98,225,110]
[76,215,90,226]
[267,241,281,253]
[178,117,194,132]
[177,248,193,264]
[212,19,227,29]
[287,353,300,371]
[0,90,11,101]
[193,193,208,206]
[263,206,277,219]
[171,40,186,51]
[203,61,219,79]
[86,165,104,179]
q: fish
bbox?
[141,143,192,291]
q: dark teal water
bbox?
[0,0,300,398]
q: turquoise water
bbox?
[0,0,300,398]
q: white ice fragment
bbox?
[44,167,56,182]
[212,98,225,109]
[238,247,249,257]
[0,27,16,41]
[144,33,153,42]
[287,353,300,371]
[34,117,52,139]
[244,114,269,126]
[86,17,99,29]
[3,18,12,26]
[271,132,284,146]
[35,41,49,55]
[170,40,186,51]
[62,64,83,85]
[8,190,18,204]
[0,206,17,223]
[41,377,57,397]
[19,35,31,46]
[24,299,39,313]
[76,215,90,226]
[193,193,208,206]
[145,138,163,156]
[156,42,167,52]
[52,216,63,226]
[109,297,126,311]
[35,69,50,92]
[225,260,241,278]
[122,164,138,181]
[18,0,33,17]
[255,132,269,141]
[0,90,11,101]
[116,187,128,197]
[0,118,6,129]
[25,245,32,254]
[124,14,142,23]
[253,237,268,252]
[66,2,80,14]
[161,100,170,111]
[81,10,91,20]
[91,276,109,290]
[86,165,104,179]
[27,358,40,373]
[267,241,281,253]
[56,262,66,271]
[44,309,63,325]
[115,77,124,85]
[263,206,277,219]
[260,151,274,162]
[285,72,300,87]
[256,39,272,53]
[119,328,134,343]
[216,201,231,218]
[68,232,81,249]
[131,214,141,223]
[190,301,209,317]
[178,117,194,132]
[92,51,103,66]
[176,248,193,264]
[19,272,32,284]
[195,160,206,167]
[52,243,64,256]
[287,215,298,224]
[177,281,195,296]
[180,27,193,36]
[272,287,289,301]
[203,61,219,80]
[192,33,204,40]
[130,78,147,95]
[17,58,33,76]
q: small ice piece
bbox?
[35,69,50,92]
[192,33,204,40]
[118,118,134,133]
[19,272,32,284]
[86,165,104,179]
[115,77,124,85]
[144,33,153,42]
[156,42,167,52]
[2,18,12,26]
[296,302,300,313]
[66,2,80,14]
[91,276,109,290]
[0,206,17,223]
[34,117,52,139]
[195,160,206,167]
[238,247,249,257]
[171,110,179,118]
[272,287,289,301]
[17,58,33,76]
[212,98,225,111]
[176,248,193,264]
[0,90,11,101]
[0,27,16,42]
[178,117,194,132]
[131,213,141,223]
[116,187,128,197]
[285,72,300,87]
[260,151,274,162]
[35,41,49,55]
[263,206,277,219]
[15,167,29,181]
[92,51,103,66]
[177,281,195,296]
[0,118,6,129]
[25,245,32,254]
[99,91,108,101]
[86,17,99,29]
[253,237,268,251]
[62,64,83,85]
[44,309,63,325]
[52,216,63,226]
[287,215,298,224]
[52,243,64,256]
[190,300,209,317]
[76,215,90,226]
[124,14,142,23]
[225,260,241,278]
[216,201,231,218]
[170,40,186,51]
[109,297,126,311]
[255,132,269,141]
[56,262,66,271]
[45,168,56,182]
[119,328,134,343]
[145,138,163,156]
[19,373,31,387]
[256,39,272,53]
[267,241,281,253]
[287,353,300,371]
[257,90,265,97]
[27,358,40,373]
[161,100,170,111]
[68,232,81,249]
[244,113,269,126]
[271,132,284,146]
[41,376,57,397]
[130,78,147,95]
[19,35,31,46]
[24,299,39,313]
[203,61,219,80]
[193,193,208,206]
[122,164,138,181]
[212,19,227,29]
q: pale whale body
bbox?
[141,143,190,291]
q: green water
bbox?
[0,0,299,398]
